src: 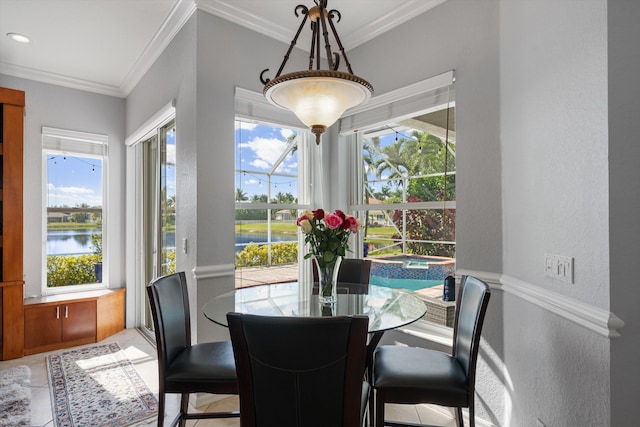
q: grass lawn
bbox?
[48,223,100,230]
[235,223,399,238]
[236,223,298,234]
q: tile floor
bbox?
[0,328,457,427]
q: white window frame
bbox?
[343,71,457,343]
[42,126,109,294]
[234,87,318,286]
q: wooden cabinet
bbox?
[0,87,25,360]
[24,289,125,355]
[25,300,97,351]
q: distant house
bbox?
[275,209,294,221]
[367,198,392,226]
[47,212,71,223]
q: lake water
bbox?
[48,230,296,255]
[47,230,101,256]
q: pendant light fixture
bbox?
[260,0,373,145]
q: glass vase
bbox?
[313,255,342,304]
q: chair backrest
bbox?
[337,258,372,285]
[227,312,369,427]
[452,275,491,387]
[313,258,372,294]
[146,272,192,372]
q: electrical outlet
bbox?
[544,253,574,284]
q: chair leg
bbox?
[157,391,165,427]
[369,389,375,426]
[456,407,464,427]
[375,392,385,427]
[177,393,189,427]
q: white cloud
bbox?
[246,179,259,185]
[47,184,100,207]
[236,121,258,131]
[246,137,289,169]
[251,159,270,169]
[280,128,294,139]
[59,186,94,195]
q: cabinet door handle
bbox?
[56,306,60,319]
[65,305,69,318]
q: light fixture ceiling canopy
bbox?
[260,0,373,144]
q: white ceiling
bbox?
[0,0,445,97]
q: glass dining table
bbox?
[202,281,427,334]
[203,281,426,423]
[203,281,427,387]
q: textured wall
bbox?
[0,74,126,298]
[348,0,504,423]
[607,1,640,424]
[500,1,612,425]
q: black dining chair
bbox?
[227,312,370,427]
[372,275,491,427]
[146,272,240,427]
[313,258,372,294]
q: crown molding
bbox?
[196,0,448,51]
[196,0,292,45]
[120,0,197,96]
[0,0,196,98]
[346,0,448,49]
[1,0,447,98]
[0,62,123,97]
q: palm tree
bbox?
[251,194,268,203]
[235,188,249,202]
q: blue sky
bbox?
[47,128,177,208]
[235,120,299,200]
[47,154,104,208]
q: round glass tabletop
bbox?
[202,282,427,334]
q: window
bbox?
[141,119,176,282]
[43,127,108,291]
[351,79,456,297]
[234,118,310,287]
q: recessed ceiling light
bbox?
[7,33,31,43]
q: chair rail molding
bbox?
[399,270,500,345]
[192,263,235,280]
[499,274,624,338]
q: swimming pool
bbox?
[369,254,455,290]
[370,276,443,291]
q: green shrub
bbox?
[236,242,298,267]
[162,248,176,275]
[47,254,101,287]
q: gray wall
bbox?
[608,1,640,425]
[500,0,620,425]
[0,74,126,298]
[125,13,198,332]
[348,1,504,423]
[126,11,309,342]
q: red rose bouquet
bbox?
[296,208,360,265]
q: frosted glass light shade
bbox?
[264,70,373,144]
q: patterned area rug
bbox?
[47,342,158,427]
[0,365,31,427]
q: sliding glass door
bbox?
[140,119,176,332]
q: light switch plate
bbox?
[544,253,573,284]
